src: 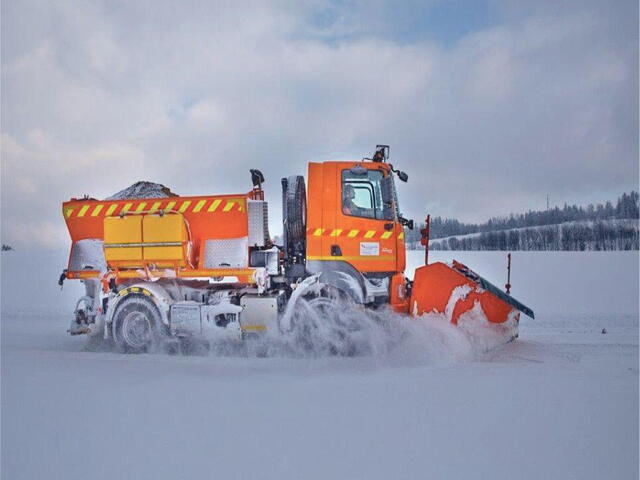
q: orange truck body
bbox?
[306,161,406,273]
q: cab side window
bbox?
[342,169,390,220]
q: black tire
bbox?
[112,295,163,353]
[285,175,306,246]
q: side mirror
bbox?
[397,171,408,182]
[399,216,414,230]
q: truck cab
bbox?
[303,154,410,311]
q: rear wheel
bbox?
[112,296,163,353]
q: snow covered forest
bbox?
[406,191,640,251]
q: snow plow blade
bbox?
[410,261,534,324]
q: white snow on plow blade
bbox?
[443,283,472,321]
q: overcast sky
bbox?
[1,0,638,250]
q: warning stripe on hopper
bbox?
[63,197,245,218]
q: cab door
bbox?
[332,163,397,273]
[392,178,406,274]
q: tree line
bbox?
[428,220,638,251]
[405,191,639,251]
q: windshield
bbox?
[342,169,394,221]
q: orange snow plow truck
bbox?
[60,145,533,353]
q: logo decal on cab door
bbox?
[360,242,379,256]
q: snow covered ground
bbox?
[2,250,638,480]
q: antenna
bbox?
[505,253,511,294]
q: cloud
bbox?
[1,0,637,249]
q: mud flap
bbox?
[410,261,534,324]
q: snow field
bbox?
[1,250,638,479]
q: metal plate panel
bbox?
[69,239,107,272]
[248,200,268,247]
[203,237,249,268]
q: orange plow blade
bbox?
[410,261,534,325]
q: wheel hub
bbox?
[121,311,152,348]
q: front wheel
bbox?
[286,287,363,356]
[112,296,163,353]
